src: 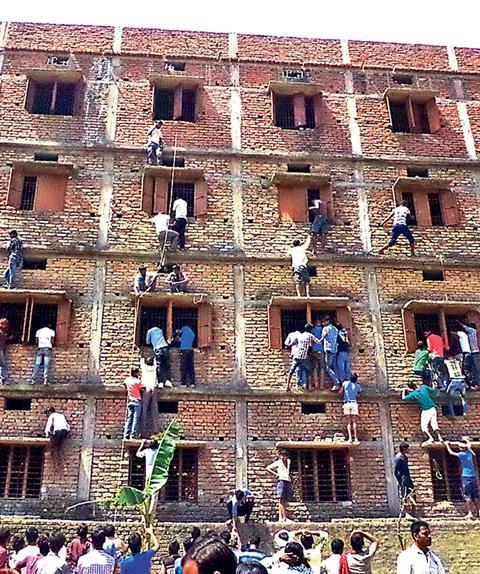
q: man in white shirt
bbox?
[44,407,71,449]
[12,527,39,574]
[36,532,70,574]
[146,121,164,165]
[171,197,188,249]
[136,439,159,480]
[77,529,114,574]
[285,330,303,388]
[397,520,446,574]
[320,538,344,574]
[266,451,292,523]
[30,323,55,385]
[345,530,379,574]
[151,213,179,251]
[287,236,312,297]
[379,200,416,256]
[140,357,160,436]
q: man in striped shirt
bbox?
[286,324,321,391]
[77,529,114,574]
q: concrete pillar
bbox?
[76,396,97,501]
[235,399,248,489]
[379,400,400,514]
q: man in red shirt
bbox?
[424,329,449,389]
[123,368,143,439]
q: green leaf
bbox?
[144,419,181,496]
[113,486,145,507]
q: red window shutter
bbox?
[153,177,169,214]
[194,180,208,216]
[440,190,459,226]
[335,306,353,343]
[320,185,335,222]
[268,305,282,349]
[133,300,142,347]
[6,169,23,209]
[402,308,417,353]
[55,299,72,346]
[313,94,322,128]
[73,82,84,116]
[24,78,36,112]
[141,174,154,215]
[293,93,306,128]
[197,303,213,348]
[173,86,183,120]
[406,98,419,133]
[426,98,442,133]
[414,191,432,227]
[278,187,308,223]
[34,174,67,211]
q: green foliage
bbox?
[113,486,145,507]
[145,419,181,496]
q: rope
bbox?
[158,132,179,269]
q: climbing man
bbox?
[286,324,321,391]
[30,323,56,385]
[171,196,188,250]
[341,373,362,444]
[151,212,179,251]
[445,438,479,520]
[147,120,164,165]
[166,265,189,293]
[378,200,415,256]
[133,266,158,295]
[146,323,173,388]
[402,378,443,447]
[287,236,312,298]
[44,407,70,450]
[3,230,24,289]
[394,442,417,520]
[308,199,331,253]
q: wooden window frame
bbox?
[272,91,322,130]
[277,184,334,224]
[0,444,45,499]
[429,448,480,503]
[385,91,442,135]
[25,78,81,117]
[141,174,208,218]
[392,187,459,228]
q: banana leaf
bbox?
[144,419,181,496]
[113,486,145,507]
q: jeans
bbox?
[170,282,188,293]
[0,350,7,380]
[180,349,196,386]
[388,224,415,246]
[124,399,142,439]
[154,347,171,384]
[141,389,159,437]
[289,358,309,387]
[324,351,339,386]
[3,257,21,288]
[227,499,254,521]
[158,229,179,251]
[445,379,468,416]
[147,141,163,165]
[472,353,480,387]
[32,348,52,379]
[431,357,449,390]
[171,217,187,249]
[336,351,351,382]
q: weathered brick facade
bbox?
[1,21,480,570]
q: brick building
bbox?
[1,21,480,529]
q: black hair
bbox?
[350,373,358,383]
[300,534,314,550]
[284,542,304,566]
[104,524,115,538]
[169,540,181,555]
[350,532,364,552]
[149,439,159,449]
[25,527,39,544]
[128,532,142,555]
[0,528,10,545]
[304,323,314,333]
[12,535,25,554]
[292,240,301,247]
[45,406,56,415]
[417,341,426,348]
[219,530,231,545]
[91,529,106,550]
[235,490,245,500]
[38,536,50,556]
[77,524,88,539]
[331,538,344,555]
[399,442,410,454]
[9,230,18,237]
[185,536,237,574]
[145,356,154,366]
[248,536,260,548]
[236,563,268,574]
[184,538,194,553]
[50,532,66,554]
[131,368,140,377]
[407,382,417,391]
[411,520,430,537]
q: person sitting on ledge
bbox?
[134,266,158,295]
[166,265,189,293]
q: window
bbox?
[5,398,32,411]
[422,270,444,282]
[0,296,71,345]
[22,259,48,271]
[278,185,334,224]
[136,298,212,348]
[281,309,307,346]
[393,74,413,85]
[34,153,59,162]
[165,62,186,72]
[273,92,321,129]
[428,449,480,502]
[158,401,179,414]
[386,92,441,134]
[301,403,326,415]
[289,449,351,502]
[21,177,37,211]
[25,80,78,116]
[406,167,429,178]
[7,169,69,212]
[129,448,198,502]
[141,174,208,218]
[393,182,460,227]
[0,445,44,499]
[282,69,307,81]
[168,183,195,218]
[287,164,310,173]
[46,55,70,67]
[153,87,197,122]
[161,156,186,168]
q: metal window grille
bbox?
[32,83,54,114]
[307,189,320,223]
[28,304,58,344]
[429,450,466,502]
[428,193,444,226]
[310,309,337,325]
[21,177,37,211]
[304,96,316,128]
[128,449,146,491]
[281,309,307,347]
[168,183,195,218]
[401,192,417,226]
[0,303,26,344]
[53,83,76,116]
[390,101,411,133]
[153,88,174,121]
[139,306,168,346]
[414,313,440,341]
[0,446,44,499]
[290,449,351,502]
[413,102,430,134]
[181,90,196,122]
[172,307,198,347]
[274,95,295,129]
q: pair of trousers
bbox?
[32,348,52,379]
[324,351,339,385]
[50,429,69,449]
[471,353,480,387]
[141,389,160,437]
[289,358,309,387]
[171,217,187,249]
[431,357,449,390]
[154,347,171,384]
[180,349,196,386]
[158,229,179,250]
[227,499,254,521]
[336,351,351,382]
[147,142,163,165]
[3,257,21,288]
[0,350,7,379]
[124,399,142,439]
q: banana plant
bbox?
[112,419,181,528]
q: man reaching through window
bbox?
[378,200,415,256]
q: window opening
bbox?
[422,270,444,282]
[168,182,195,218]
[158,401,179,414]
[401,192,417,226]
[140,306,168,346]
[281,309,307,347]
[20,177,37,211]
[5,398,32,411]
[301,403,326,415]
[414,313,440,342]
[390,101,410,133]
[407,166,429,178]
[287,164,311,173]
[29,304,58,344]
[274,95,295,129]
[165,62,186,72]
[393,74,413,84]
[22,259,47,271]
[0,446,44,499]
[153,88,174,121]
[181,90,196,122]
[34,153,59,162]
[428,193,444,226]
[304,96,316,128]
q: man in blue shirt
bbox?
[310,319,325,390]
[341,373,362,444]
[120,528,160,574]
[445,438,479,519]
[176,325,196,387]
[226,489,255,529]
[146,324,172,388]
[320,316,340,390]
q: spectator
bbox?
[151,213,179,251]
[319,539,344,574]
[67,525,90,573]
[271,541,312,574]
[146,121,164,165]
[294,530,328,573]
[120,528,160,574]
[394,442,417,520]
[136,439,159,481]
[237,562,268,574]
[190,528,201,544]
[310,319,325,390]
[308,199,330,254]
[424,329,449,390]
[461,321,480,387]
[30,323,55,385]
[163,540,181,574]
[340,530,379,574]
[183,536,237,574]
[287,237,312,298]
[320,317,340,390]
[171,197,188,250]
[37,531,70,574]
[9,535,25,568]
[44,407,70,450]
[77,529,114,574]
[3,230,24,289]
[335,323,351,384]
[140,357,160,437]
[227,489,255,528]
[286,325,321,391]
[341,373,362,444]
[123,368,143,440]
[102,525,126,566]
[176,325,196,387]
[378,200,415,256]
[15,535,49,574]
[134,266,158,295]
[396,520,445,574]
[412,341,430,380]
[266,451,292,523]
[284,329,306,389]
[445,438,479,519]
[167,265,189,293]
[146,324,173,388]
[0,318,11,384]
[11,527,39,574]
[0,528,11,570]
[402,379,443,447]
[238,537,265,564]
